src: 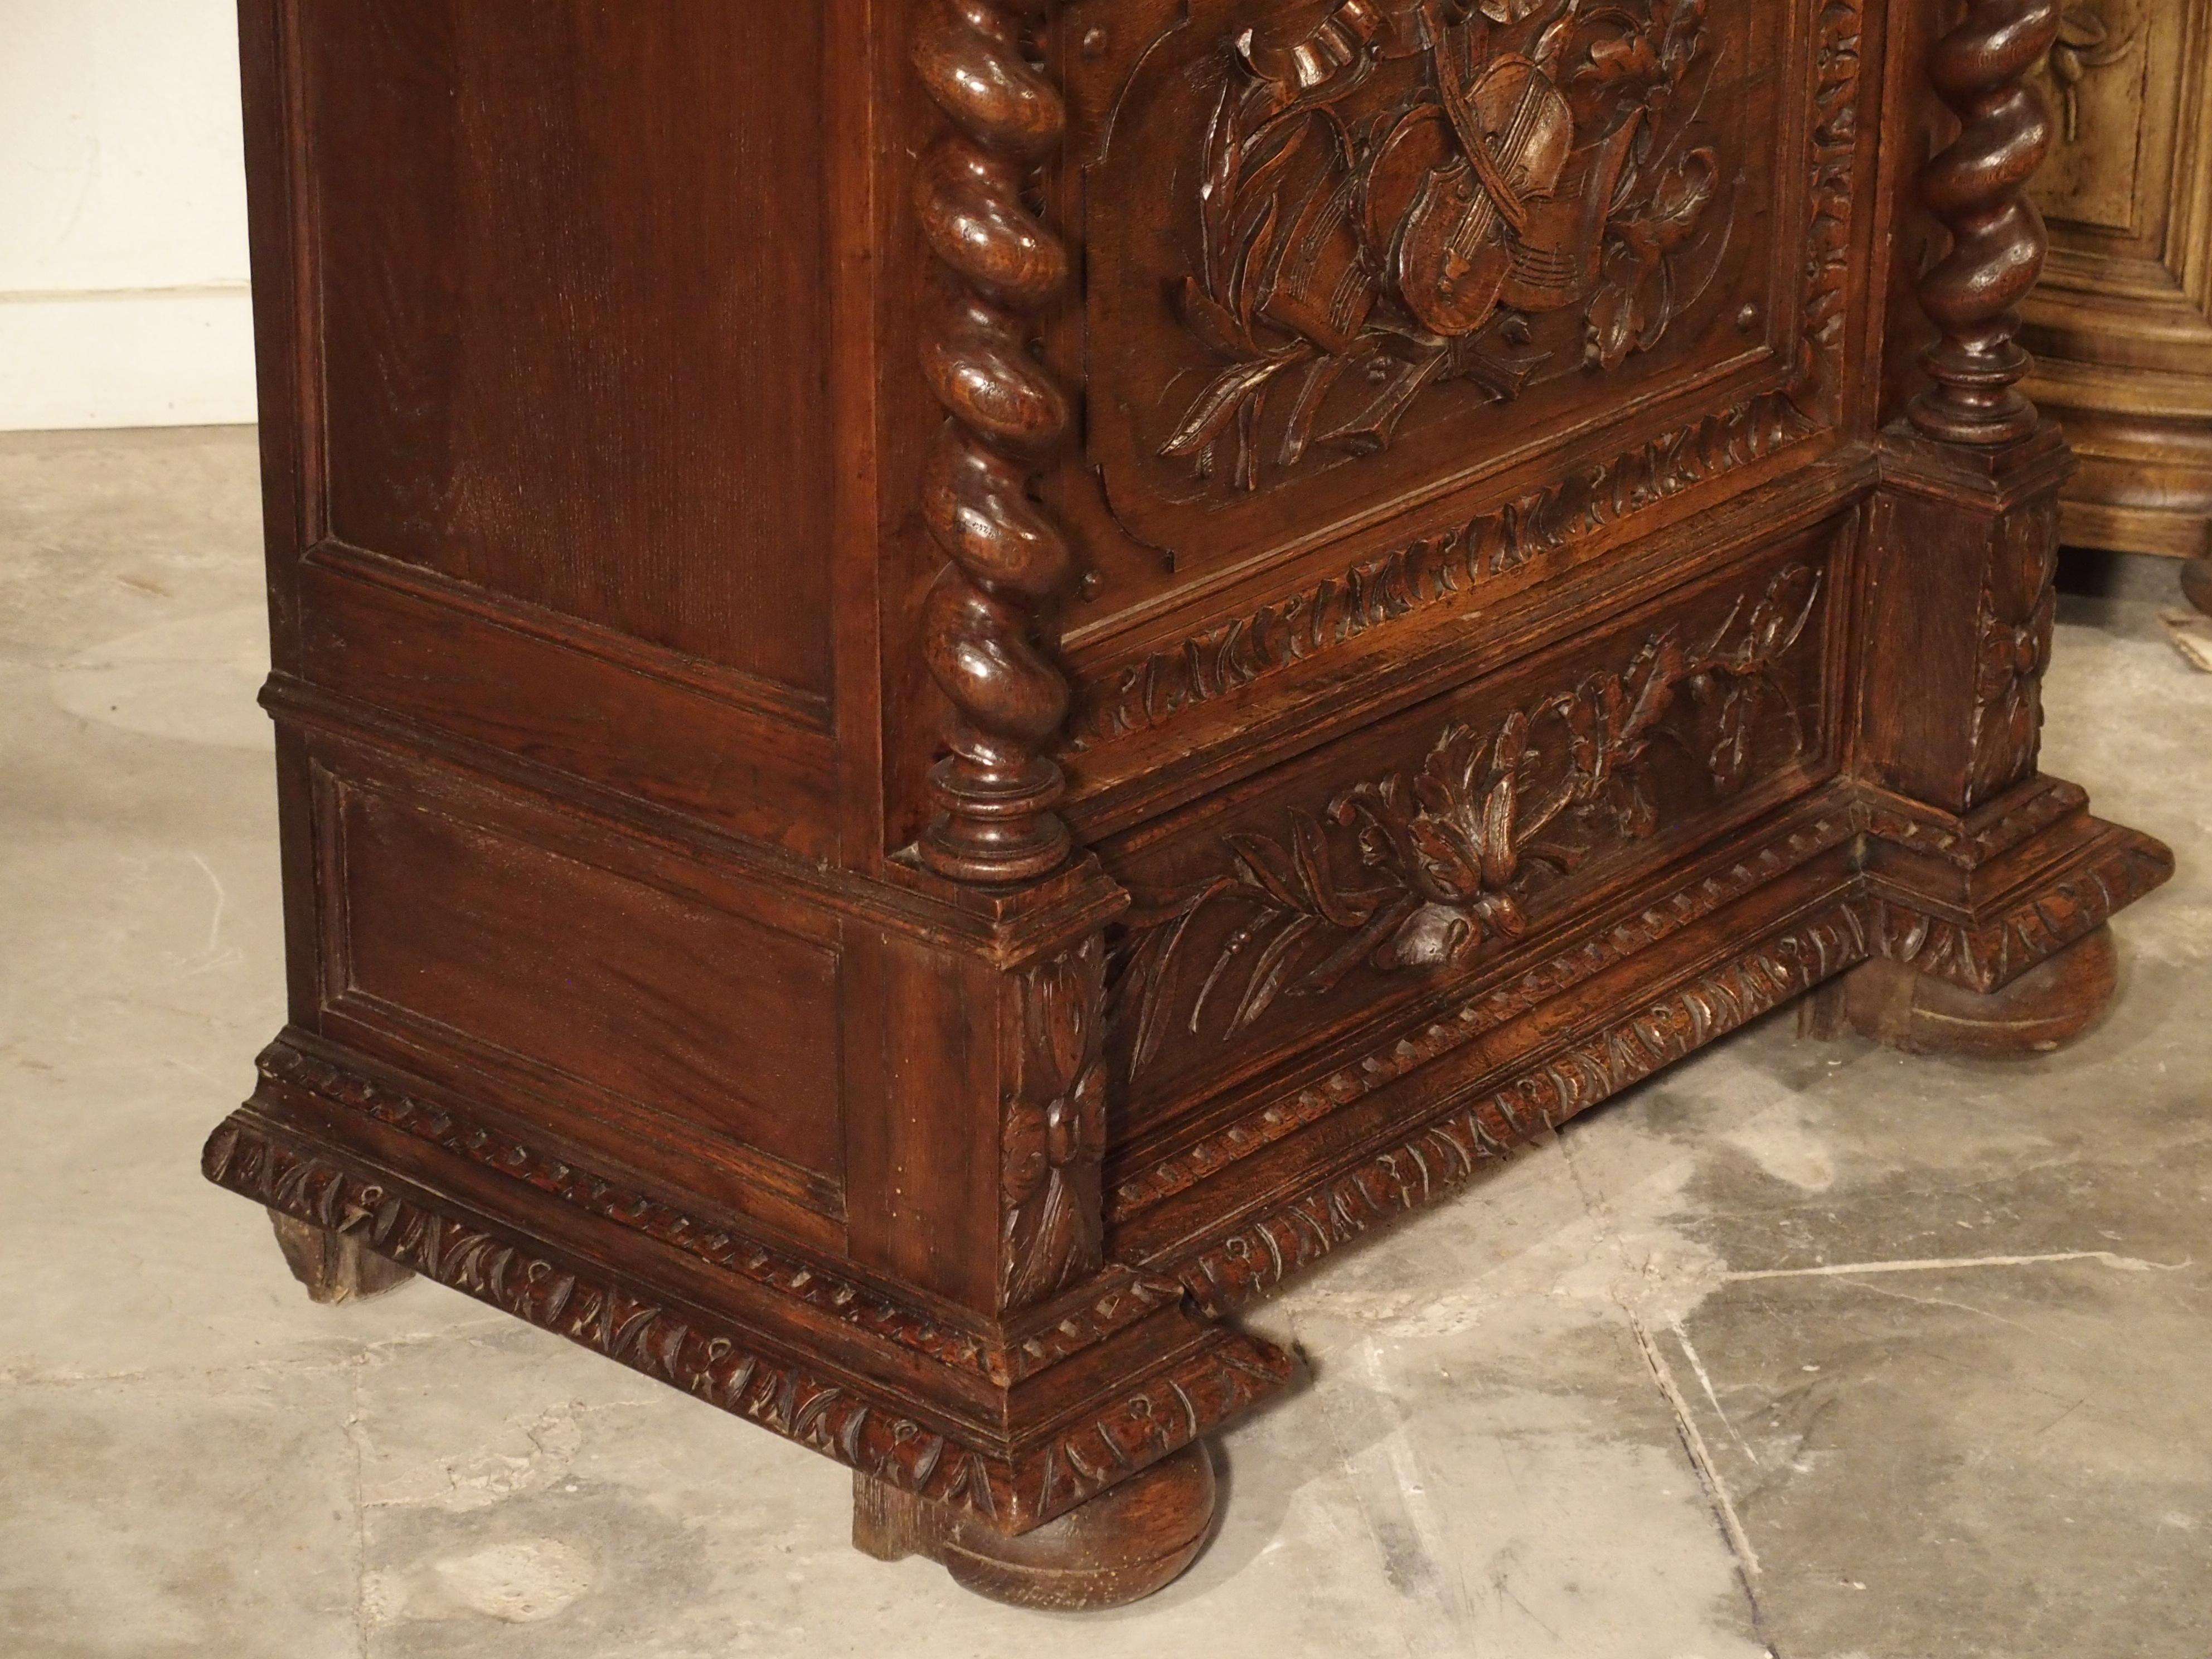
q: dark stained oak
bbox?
[202,0,2171,1609]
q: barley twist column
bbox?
[1908,0,2063,445]
[911,0,1077,884]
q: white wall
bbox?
[1,0,258,429]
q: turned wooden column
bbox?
[911,0,1079,885]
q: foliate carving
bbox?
[1869,828,2172,995]
[1966,502,2059,803]
[207,1120,1006,1507]
[1067,0,1864,751]
[208,1118,1291,1532]
[2046,4,2133,143]
[1161,0,1726,490]
[254,1039,1172,1386]
[1001,938,1109,1310]
[1908,0,2063,445]
[1171,903,1871,1313]
[1796,0,1865,408]
[1110,812,1850,1217]
[913,0,1079,884]
[1071,400,1819,747]
[1029,1337,1292,1518]
[1109,565,1821,1075]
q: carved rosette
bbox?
[911,0,1079,884]
[1001,937,1109,1310]
[1909,0,2063,445]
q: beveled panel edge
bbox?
[302,752,849,1234]
[307,539,833,730]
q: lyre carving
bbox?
[1908,0,2063,446]
[912,0,1078,883]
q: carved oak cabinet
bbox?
[206,0,2172,1608]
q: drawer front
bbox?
[1098,521,1851,1143]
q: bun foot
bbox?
[266,1210,413,1305]
[2182,555,2212,618]
[1835,924,2120,1058]
[852,1442,1217,1610]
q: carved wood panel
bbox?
[1094,526,1846,1133]
[1065,0,1830,590]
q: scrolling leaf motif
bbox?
[1110,564,1820,1075]
[1162,0,1728,489]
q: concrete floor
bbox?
[2,425,2206,1658]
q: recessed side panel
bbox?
[313,749,848,1237]
[300,0,836,705]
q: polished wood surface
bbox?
[202,0,2171,1609]
[2019,0,2212,605]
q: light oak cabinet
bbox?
[2021,0,2212,606]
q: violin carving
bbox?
[1161,0,1726,490]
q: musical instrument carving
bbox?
[1161,0,1726,490]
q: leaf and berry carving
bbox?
[1109,564,1821,1075]
[1161,0,1731,490]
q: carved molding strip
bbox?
[1068,0,1865,751]
[208,1117,1290,1534]
[256,1040,1173,1387]
[1170,901,1873,1313]
[1109,812,1851,1218]
[1119,815,2171,1255]
[1869,827,2173,995]
[1860,777,2087,871]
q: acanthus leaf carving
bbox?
[208,1115,1292,1534]
[2045,3,2134,144]
[1108,563,1822,1077]
[1965,499,2059,804]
